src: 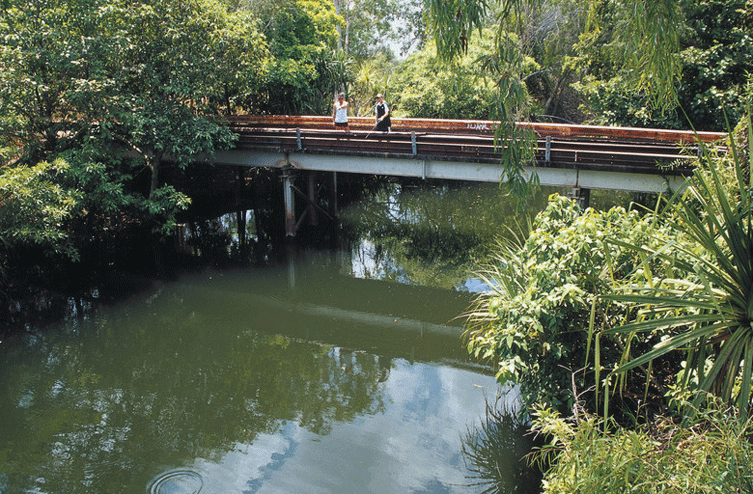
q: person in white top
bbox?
[374,93,391,132]
[332,92,349,130]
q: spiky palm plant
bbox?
[605,113,753,413]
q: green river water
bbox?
[0,179,607,493]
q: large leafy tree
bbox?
[1,0,268,183]
[239,0,348,115]
[573,0,753,130]
[391,28,538,121]
[101,0,268,197]
[0,0,130,278]
[0,0,267,279]
[426,0,686,190]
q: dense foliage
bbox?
[0,0,268,246]
[466,118,753,491]
[574,0,753,130]
[426,0,687,120]
[425,0,752,133]
[534,403,753,493]
[391,29,538,120]
[603,115,753,415]
[0,0,295,286]
[243,0,347,115]
[464,194,699,416]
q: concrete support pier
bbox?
[283,168,296,237]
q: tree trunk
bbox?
[334,0,343,52]
[149,154,162,199]
[344,0,351,53]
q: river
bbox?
[0,178,615,493]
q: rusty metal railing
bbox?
[225,115,728,175]
[227,115,726,144]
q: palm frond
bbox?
[606,111,753,412]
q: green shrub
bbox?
[0,160,80,260]
[533,403,753,493]
[464,194,688,416]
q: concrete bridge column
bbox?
[283,166,339,238]
[331,172,338,218]
[283,168,296,237]
[568,187,591,209]
[308,171,318,227]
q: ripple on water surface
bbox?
[149,469,203,494]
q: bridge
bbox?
[212,115,726,236]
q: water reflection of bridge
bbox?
[211,116,726,236]
[179,266,486,372]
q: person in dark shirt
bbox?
[374,93,391,132]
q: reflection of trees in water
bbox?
[0,286,388,493]
[462,395,542,494]
[340,179,553,289]
[298,348,388,435]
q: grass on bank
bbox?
[533,401,753,494]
